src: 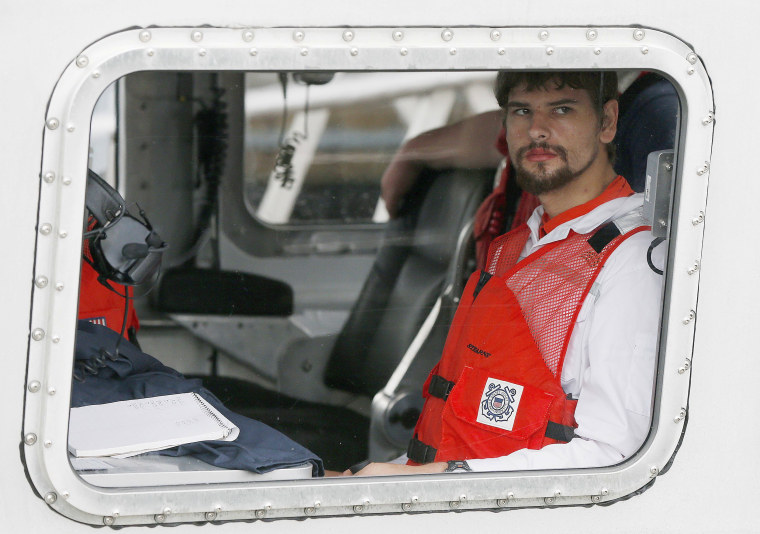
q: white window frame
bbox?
[24,26,713,526]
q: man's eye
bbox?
[554,106,572,115]
[513,108,530,116]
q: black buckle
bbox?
[428,374,455,401]
[407,437,438,464]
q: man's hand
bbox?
[343,462,447,476]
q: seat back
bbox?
[324,167,493,397]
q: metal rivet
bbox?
[641,46,649,54]
[242,30,254,42]
[678,358,692,374]
[300,47,309,56]
[498,48,506,55]
[400,47,408,56]
[255,510,265,518]
[205,511,217,521]
[55,282,64,291]
[350,47,359,56]
[697,162,710,176]
[198,48,207,57]
[39,223,52,235]
[401,503,412,512]
[687,52,697,64]
[497,499,508,507]
[139,30,151,42]
[586,29,598,41]
[146,49,155,57]
[191,30,203,42]
[45,492,57,504]
[692,211,705,225]
[633,29,645,41]
[314,501,321,508]
[46,118,60,130]
[343,30,354,42]
[393,30,404,41]
[92,71,101,79]
[449,48,457,55]
[411,496,419,504]
[76,55,89,68]
[665,162,674,172]
[43,172,55,183]
[66,123,74,132]
[601,488,609,496]
[58,230,67,239]
[544,496,556,505]
[52,336,60,344]
[687,66,695,75]
[249,48,258,56]
[674,408,687,423]
[539,30,550,41]
[687,261,700,275]
[702,112,714,125]
[28,380,41,393]
[441,29,454,41]
[353,504,364,513]
[44,440,52,448]
[490,29,501,41]
[591,495,602,503]
[460,495,467,501]
[682,310,696,325]
[103,517,115,526]
[594,47,601,55]
[545,46,554,55]
[154,514,166,523]
[304,507,315,515]
[32,328,45,341]
[449,501,460,508]
[48,387,56,396]
[650,466,659,476]
[293,30,305,42]
[24,433,37,445]
[62,176,72,185]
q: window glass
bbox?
[243,72,497,225]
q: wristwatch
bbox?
[444,460,472,472]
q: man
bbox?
[348,71,662,476]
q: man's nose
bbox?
[528,112,550,141]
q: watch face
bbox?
[446,460,471,472]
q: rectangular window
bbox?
[24,26,712,526]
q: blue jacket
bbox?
[71,320,323,476]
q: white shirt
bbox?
[466,193,664,472]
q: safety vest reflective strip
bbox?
[408,220,649,464]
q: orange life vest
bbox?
[407,220,648,464]
[78,256,139,337]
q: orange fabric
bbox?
[79,229,139,336]
[410,221,647,464]
[539,175,634,237]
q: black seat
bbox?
[158,167,492,470]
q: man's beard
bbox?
[513,142,597,196]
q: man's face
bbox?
[504,81,616,196]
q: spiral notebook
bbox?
[68,392,239,458]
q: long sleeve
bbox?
[467,233,664,472]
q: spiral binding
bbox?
[191,392,233,439]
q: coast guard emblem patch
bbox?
[477,378,524,431]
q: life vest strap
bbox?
[428,374,456,401]
[407,437,438,464]
[407,420,576,464]
[544,421,575,443]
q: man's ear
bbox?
[599,99,619,144]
